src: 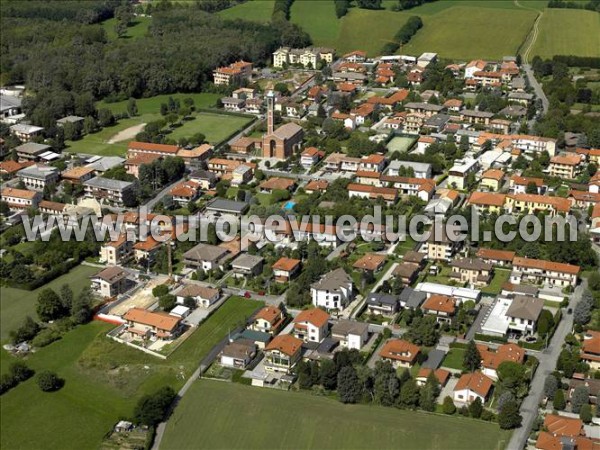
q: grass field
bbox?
[290,0,341,49]
[531,9,600,59]
[161,380,511,450]
[387,136,416,153]
[218,0,274,22]
[96,93,220,116]
[442,348,466,370]
[101,17,152,41]
[481,268,511,295]
[0,296,263,449]
[0,264,99,341]
[167,112,253,144]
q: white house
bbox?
[331,320,369,350]
[453,372,494,404]
[293,308,330,343]
[310,268,354,311]
[174,283,220,307]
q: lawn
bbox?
[161,380,511,450]
[0,296,263,450]
[0,264,99,341]
[402,6,538,60]
[531,9,600,59]
[218,0,275,22]
[96,93,220,116]
[481,268,511,295]
[442,347,466,370]
[166,112,253,145]
[101,16,152,41]
[387,136,416,153]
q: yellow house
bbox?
[505,194,571,216]
[467,192,506,214]
[480,169,505,192]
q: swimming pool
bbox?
[283,200,296,210]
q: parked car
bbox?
[243,291,251,298]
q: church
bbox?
[262,91,304,160]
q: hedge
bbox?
[474,333,508,344]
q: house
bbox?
[505,295,544,336]
[221,97,245,111]
[480,169,505,191]
[415,282,481,305]
[300,147,324,168]
[343,50,366,63]
[398,287,427,310]
[231,254,264,278]
[465,60,487,78]
[169,181,201,205]
[379,339,420,369]
[17,164,59,190]
[549,154,582,179]
[183,243,230,271]
[416,368,450,387]
[61,166,95,185]
[251,306,286,335]
[476,248,515,267]
[402,250,427,270]
[213,60,252,86]
[293,308,330,343]
[123,308,182,341]
[220,339,257,369]
[127,141,179,159]
[509,176,546,195]
[453,372,494,404]
[505,193,571,217]
[133,237,163,264]
[204,198,249,217]
[38,200,66,216]
[352,253,386,273]
[478,343,525,380]
[1,187,42,210]
[449,258,493,287]
[304,179,328,194]
[568,376,600,404]
[404,102,444,118]
[386,161,432,179]
[580,331,600,370]
[535,432,596,450]
[443,99,463,112]
[15,142,51,162]
[0,160,33,179]
[311,268,354,311]
[331,320,369,350]
[448,158,479,190]
[542,414,584,437]
[56,115,84,127]
[10,123,43,142]
[259,177,296,193]
[85,156,126,175]
[272,257,301,282]
[189,169,217,190]
[421,295,456,323]
[174,284,220,308]
[420,227,464,262]
[366,293,399,316]
[393,263,421,285]
[231,165,253,186]
[99,234,133,265]
[90,266,131,298]
[510,257,580,288]
[347,183,398,205]
[83,177,135,205]
[264,334,303,374]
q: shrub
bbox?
[442,396,456,414]
[31,327,63,348]
[9,361,34,382]
[481,409,495,421]
[36,371,64,392]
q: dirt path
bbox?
[515,0,544,63]
[107,123,146,144]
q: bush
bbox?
[36,371,64,392]
[133,386,176,426]
[579,404,592,423]
[152,284,170,298]
[0,373,17,395]
[9,361,34,382]
[481,409,495,421]
[442,396,456,414]
[31,327,63,348]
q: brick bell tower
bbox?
[266,89,275,135]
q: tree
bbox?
[337,366,362,404]
[574,290,594,325]
[60,284,73,311]
[159,294,177,312]
[399,378,420,408]
[469,397,483,418]
[71,287,93,324]
[553,388,566,410]
[36,371,64,392]
[537,309,555,337]
[543,375,558,400]
[183,296,196,309]
[10,316,40,344]
[9,361,34,382]
[36,288,68,322]
[373,361,400,406]
[571,386,589,413]
[320,359,338,390]
[497,391,515,412]
[442,396,456,414]
[97,108,114,127]
[419,382,436,412]
[579,404,592,423]
[463,340,481,372]
[497,361,527,389]
[152,284,170,297]
[497,400,522,429]
[133,386,176,426]
[127,98,138,117]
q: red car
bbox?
[243,291,251,298]
[257,291,265,296]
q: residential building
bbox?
[581,331,600,370]
[15,142,51,162]
[220,339,257,369]
[259,177,296,193]
[174,284,220,308]
[272,257,301,282]
[549,154,582,179]
[99,234,133,265]
[83,177,135,205]
[273,47,334,68]
[1,187,41,210]
[467,192,506,214]
[476,248,516,267]
[421,295,456,323]
[448,159,479,190]
[449,258,493,287]
[213,60,252,86]
[420,227,464,262]
[293,308,330,343]
[480,169,505,191]
[365,293,399,316]
[127,141,179,159]
[542,414,584,438]
[379,339,421,369]
[231,254,264,278]
[393,262,421,285]
[251,306,286,335]
[17,164,59,190]
[133,237,163,264]
[183,243,230,271]
[509,175,546,195]
[510,257,580,288]
[123,308,181,341]
[90,266,131,298]
[311,268,354,311]
[300,147,324,168]
[505,295,544,336]
[478,343,525,380]
[264,334,303,373]
[61,166,95,184]
[352,253,386,273]
[386,160,432,179]
[10,123,43,142]
[453,372,494,404]
[331,320,369,350]
[416,368,450,387]
[504,193,571,216]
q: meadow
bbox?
[218,0,275,22]
[531,9,600,59]
[0,264,99,341]
[161,380,511,450]
[101,16,152,41]
[0,296,263,450]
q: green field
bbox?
[442,348,466,370]
[481,268,511,295]
[167,112,253,144]
[0,296,263,450]
[290,0,341,49]
[387,136,416,153]
[218,0,275,22]
[96,93,220,116]
[531,9,600,59]
[161,380,511,450]
[0,264,99,341]
[101,16,152,41]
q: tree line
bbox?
[381,16,423,54]
[548,0,600,12]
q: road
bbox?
[141,178,186,211]
[523,63,548,116]
[506,277,589,450]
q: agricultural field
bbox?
[290,0,341,50]
[218,0,275,22]
[161,380,511,450]
[0,297,263,450]
[531,9,600,59]
[0,264,99,341]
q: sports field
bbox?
[167,112,254,144]
[0,264,99,341]
[161,380,511,450]
[96,93,220,116]
[0,297,263,450]
[531,9,600,59]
